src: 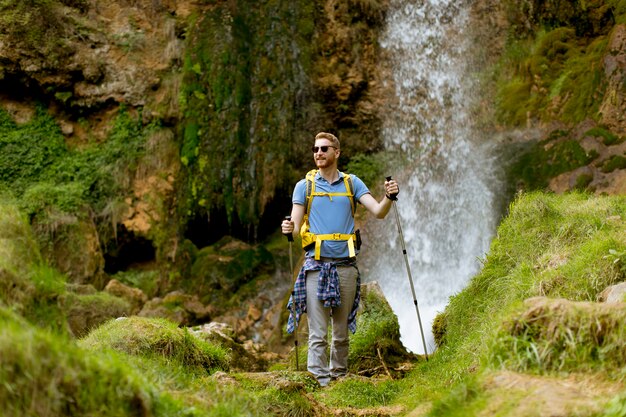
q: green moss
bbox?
[494,10,612,126]
[432,311,448,348]
[80,316,230,373]
[348,288,411,373]
[65,292,131,337]
[600,155,626,173]
[512,136,596,189]
[188,237,274,306]
[0,200,68,332]
[586,126,622,145]
[112,269,159,298]
[574,172,594,190]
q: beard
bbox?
[315,156,334,168]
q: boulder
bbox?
[191,322,277,372]
[104,279,148,314]
[138,291,213,326]
[598,282,626,303]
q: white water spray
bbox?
[361,0,503,354]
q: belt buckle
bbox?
[333,233,341,240]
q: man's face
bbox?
[313,139,339,169]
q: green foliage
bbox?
[80,316,230,373]
[494,4,614,126]
[344,151,395,194]
[512,135,596,189]
[585,126,623,146]
[0,106,169,267]
[0,107,68,194]
[20,181,87,221]
[601,155,626,173]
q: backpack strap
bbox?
[300,169,359,259]
[305,170,356,215]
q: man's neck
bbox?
[318,166,339,183]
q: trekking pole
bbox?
[283,215,299,371]
[385,176,429,361]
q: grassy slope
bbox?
[3,184,626,416]
[390,192,626,416]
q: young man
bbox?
[281,132,399,386]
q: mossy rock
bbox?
[348,282,417,376]
[432,311,448,348]
[491,297,626,375]
[188,236,274,305]
[600,155,626,173]
[80,316,230,373]
[64,292,131,338]
[511,132,597,190]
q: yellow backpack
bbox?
[300,169,359,260]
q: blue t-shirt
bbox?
[293,171,369,258]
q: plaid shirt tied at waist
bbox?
[286,257,361,334]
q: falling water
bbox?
[360,0,504,354]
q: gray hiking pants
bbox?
[305,262,358,385]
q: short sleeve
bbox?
[292,179,307,205]
[350,174,370,201]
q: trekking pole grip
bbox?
[283,216,294,242]
[385,176,399,201]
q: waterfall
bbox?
[360,0,504,354]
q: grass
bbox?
[388,191,626,415]
[0,308,159,417]
[4,187,626,415]
[317,377,401,408]
[79,316,230,374]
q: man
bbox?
[281,131,399,386]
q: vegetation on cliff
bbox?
[495,0,624,126]
[492,0,626,194]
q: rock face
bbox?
[599,24,626,136]
[0,0,391,292]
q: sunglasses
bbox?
[311,145,337,153]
